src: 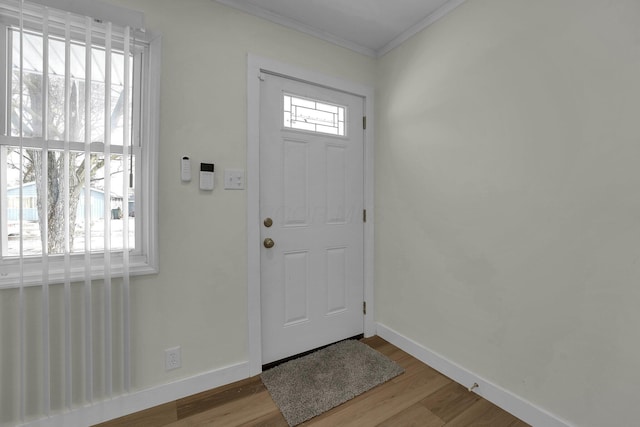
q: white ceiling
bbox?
[215,0,467,57]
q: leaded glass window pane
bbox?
[284,93,346,136]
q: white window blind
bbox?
[0,0,159,424]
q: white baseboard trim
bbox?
[19,361,250,427]
[376,323,572,427]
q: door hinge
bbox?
[363,301,367,315]
[362,116,367,130]
[363,209,367,223]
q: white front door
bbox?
[259,73,365,365]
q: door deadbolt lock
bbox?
[263,238,275,249]
[263,217,273,228]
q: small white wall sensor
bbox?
[181,156,191,182]
[200,163,215,190]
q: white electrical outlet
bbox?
[165,346,181,371]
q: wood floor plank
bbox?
[92,401,177,427]
[375,402,445,427]
[382,346,412,362]
[444,399,529,427]
[176,375,265,419]
[166,389,278,427]
[364,340,397,357]
[421,381,482,422]
[442,399,496,427]
[242,409,289,427]
[392,356,432,381]
[361,335,388,349]
[467,402,528,427]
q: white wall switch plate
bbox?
[224,168,245,190]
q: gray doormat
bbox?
[260,339,404,426]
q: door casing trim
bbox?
[247,54,375,375]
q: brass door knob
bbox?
[263,217,273,228]
[263,238,275,249]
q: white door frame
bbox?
[247,54,375,375]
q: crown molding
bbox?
[214,0,467,58]
[215,0,377,57]
[377,0,468,57]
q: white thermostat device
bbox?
[200,163,215,190]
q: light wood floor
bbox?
[95,336,530,427]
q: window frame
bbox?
[0,10,160,289]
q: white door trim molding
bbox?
[247,54,375,375]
